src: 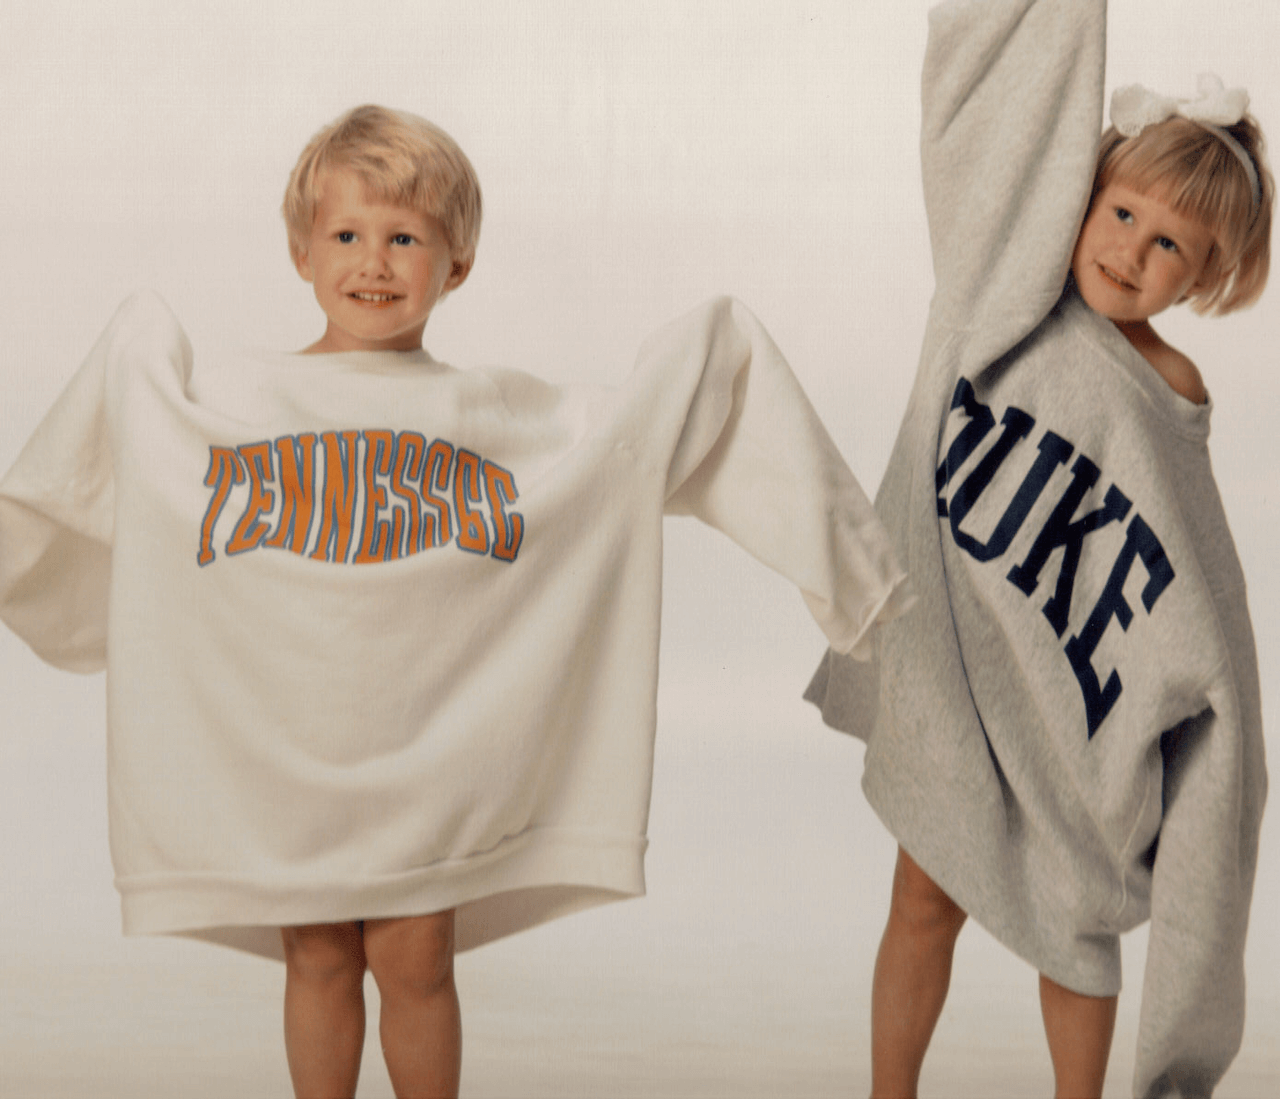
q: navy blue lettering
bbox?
[936,377,997,517]
[934,379,1182,740]
[1007,456,1132,637]
[1066,514,1175,737]
[949,413,1074,562]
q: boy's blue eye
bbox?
[337,231,356,243]
[1115,207,1133,223]
[392,233,415,246]
[1157,236,1178,253]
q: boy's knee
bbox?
[281,921,367,985]
[364,911,456,1000]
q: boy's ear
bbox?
[446,258,473,291]
[294,248,315,283]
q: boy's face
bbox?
[295,167,468,353]
[1071,180,1216,325]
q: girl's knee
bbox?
[364,910,456,1000]
[890,847,967,940]
[281,921,367,984]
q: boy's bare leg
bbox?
[364,910,462,1099]
[281,921,368,1098]
[870,846,968,1099]
[1039,973,1116,1099]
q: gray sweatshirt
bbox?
[805,1,1267,1095]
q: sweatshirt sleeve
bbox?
[0,305,127,672]
[922,0,1105,365]
[640,297,911,658]
[1132,661,1267,1099]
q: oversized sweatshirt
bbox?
[805,1,1267,1096]
[0,291,909,960]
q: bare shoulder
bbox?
[1144,341,1208,405]
[1115,321,1209,405]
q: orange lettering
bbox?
[265,433,317,555]
[226,442,277,555]
[483,461,523,562]
[453,449,490,555]
[197,447,245,566]
[422,440,454,548]
[389,432,426,556]
[355,430,396,563]
[311,430,360,563]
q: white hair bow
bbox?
[1111,73,1249,137]
[1109,74,1260,208]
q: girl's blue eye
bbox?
[1157,236,1178,253]
[337,231,356,243]
[1115,207,1133,223]
[392,233,415,246]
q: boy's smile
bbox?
[1071,181,1216,325]
[295,167,469,353]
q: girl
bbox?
[807,1,1272,1096]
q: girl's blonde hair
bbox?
[1092,113,1273,314]
[283,105,482,276]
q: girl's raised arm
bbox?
[922,0,1105,370]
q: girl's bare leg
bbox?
[1039,973,1116,1099]
[364,910,462,1099]
[281,921,368,1098]
[870,846,968,1099]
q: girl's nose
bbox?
[1119,236,1146,271]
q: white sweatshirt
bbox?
[805,2,1267,1096]
[0,290,908,960]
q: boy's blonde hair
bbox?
[283,105,482,276]
[1091,114,1273,315]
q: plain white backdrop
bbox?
[1,2,1277,1096]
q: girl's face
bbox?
[295,167,469,354]
[1071,180,1216,324]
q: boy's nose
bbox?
[360,245,394,275]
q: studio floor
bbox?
[3,665,1276,1098]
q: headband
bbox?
[1110,73,1261,211]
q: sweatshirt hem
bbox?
[862,758,1122,998]
[117,825,648,960]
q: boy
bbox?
[0,104,909,1096]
